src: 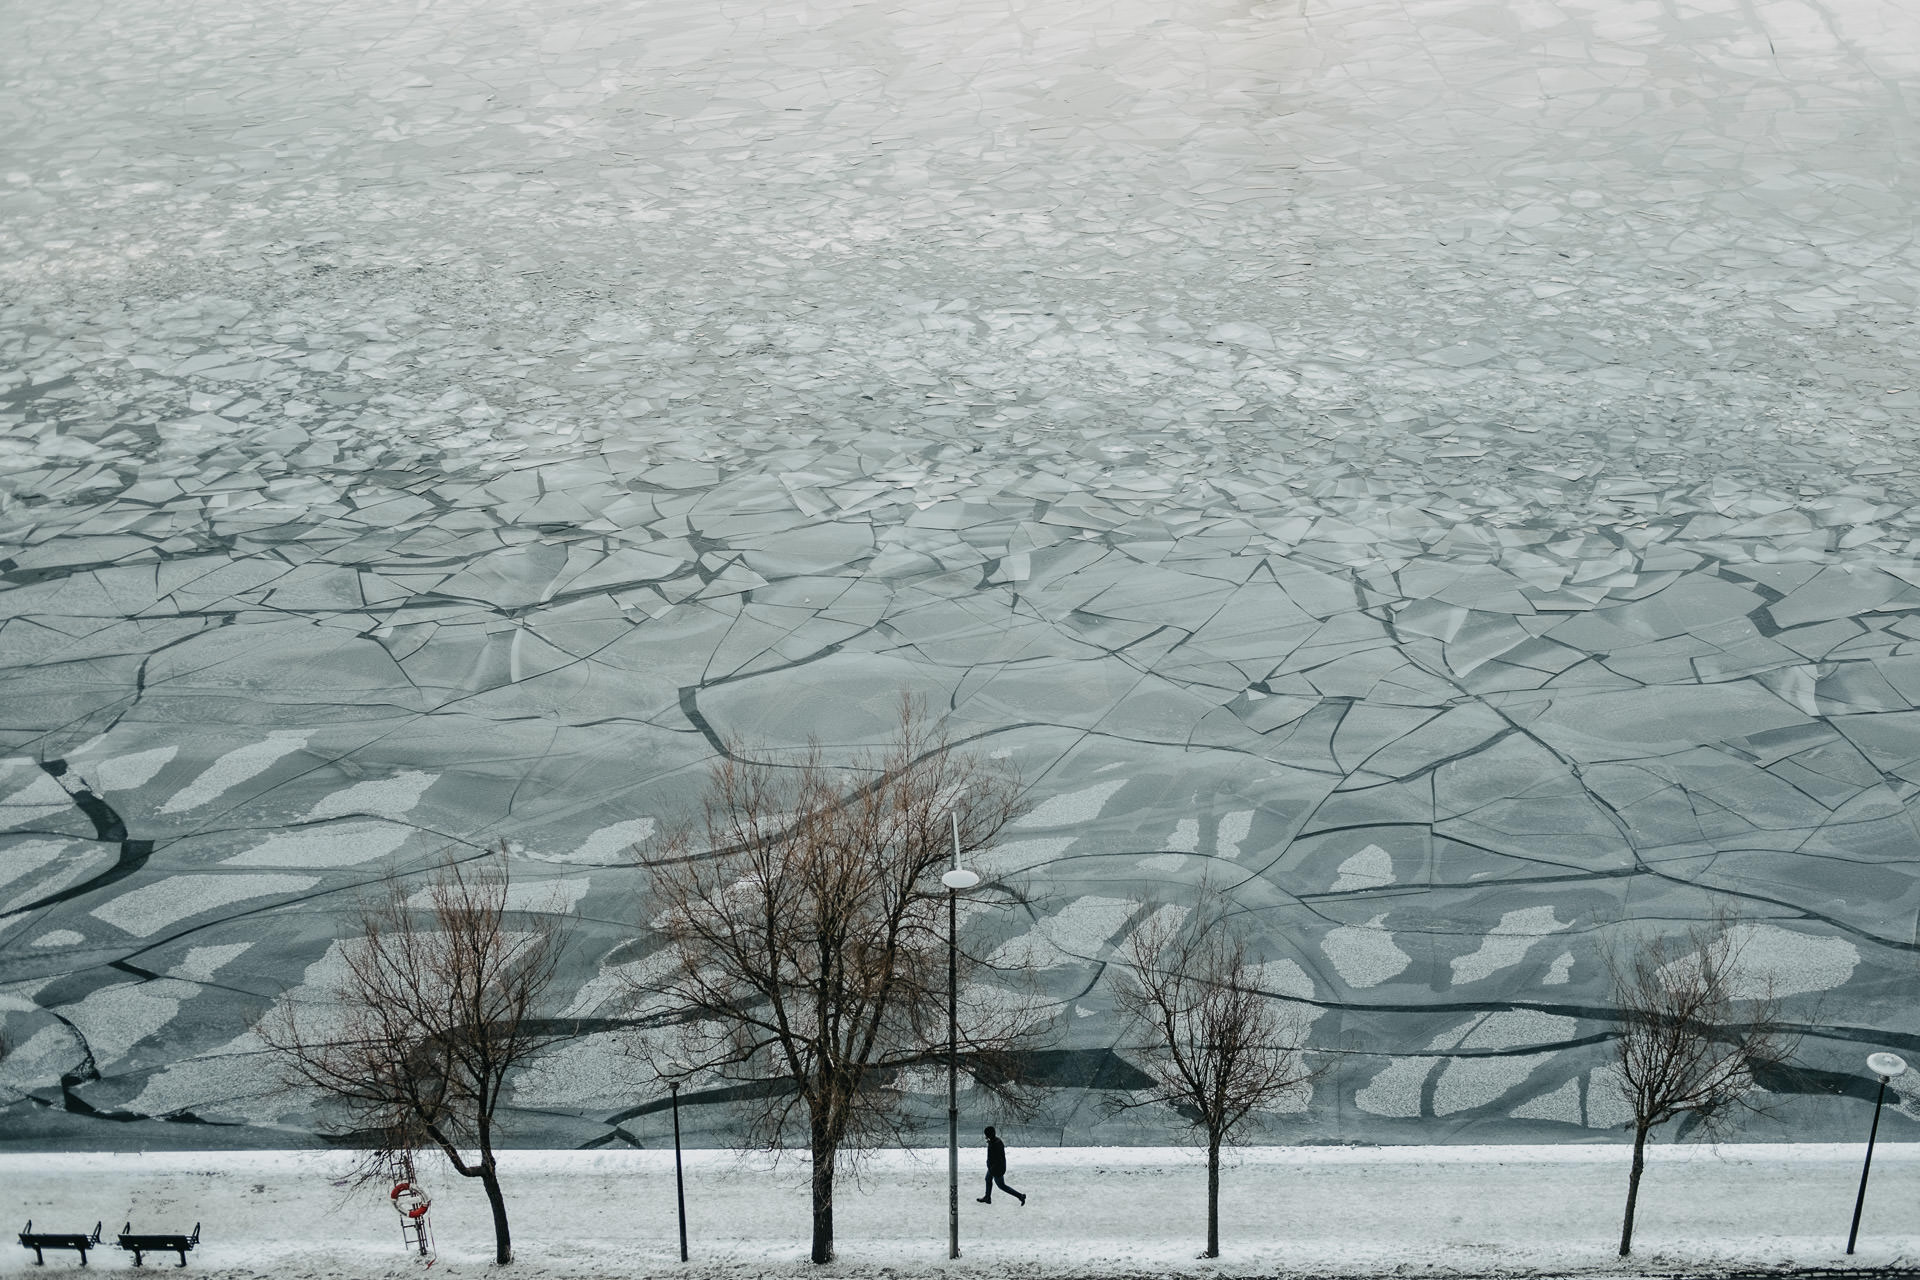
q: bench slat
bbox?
[116,1224,198,1268]
[18,1221,103,1265]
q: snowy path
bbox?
[5,1145,1920,1278]
[5,0,1920,1148]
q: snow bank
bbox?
[3,1144,1917,1279]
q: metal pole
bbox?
[671,1080,689,1262]
[1847,1075,1888,1255]
[948,808,961,1261]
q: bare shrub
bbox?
[1110,894,1319,1258]
[265,848,566,1264]
[1607,910,1797,1256]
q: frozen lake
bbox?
[3,0,1920,1148]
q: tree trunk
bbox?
[810,1129,836,1265]
[1618,1123,1649,1258]
[480,1158,512,1264]
[1205,1133,1222,1259]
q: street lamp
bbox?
[666,1062,691,1262]
[1846,1051,1906,1254]
[940,805,979,1262]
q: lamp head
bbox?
[942,868,980,891]
[1868,1052,1907,1079]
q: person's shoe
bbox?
[976,1196,990,1204]
[1018,1195,1027,1206]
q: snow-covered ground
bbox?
[5,1145,1919,1278]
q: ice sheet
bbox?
[3,0,1919,1150]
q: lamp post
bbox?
[1846,1051,1906,1254]
[667,1065,690,1263]
[940,806,979,1263]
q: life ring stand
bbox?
[391,1180,432,1219]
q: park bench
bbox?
[17,1221,102,1265]
[116,1223,199,1268]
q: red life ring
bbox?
[392,1180,430,1218]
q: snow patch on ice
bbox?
[547,817,657,864]
[509,876,589,913]
[1512,1077,1583,1125]
[0,766,73,825]
[1658,923,1859,998]
[514,1031,637,1107]
[0,1024,79,1098]
[1331,844,1394,892]
[1586,1065,1635,1129]
[119,1034,281,1121]
[1450,1009,1579,1052]
[977,836,1076,875]
[1247,957,1327,1036]
[3,842,112,913]
[560,947,679,1019]
[1354,1057,1432,1117]
[408,876,591,914]
[1119,902,1191,955]
[91,874,319,937]
[1011,779,1128,829]
[79,745,179,795]
[301,770,436,822]
[1217,809,1254,859]
[173,942,255,984]
[1434,1050,1556,1116]
[158,732,308,814]
[1450,907,1569,985]
[0,838,74,892]
[59,979,200,1066]
[1320,914,1412,988]
[1246,958,1315,1001]
[1728,923,1859,997]
[958,979,1059,1033]
[991,896,1138,970]
[222,821,411,868]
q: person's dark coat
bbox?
[979,1124,1025,1205]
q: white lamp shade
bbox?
[941,868,980,890]
[1868,1052,1907,1078]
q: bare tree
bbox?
[265,848,566,1264]
[637,699,1041,1264]
[1608,911,1796,1257]
[1109,896,1319,1259]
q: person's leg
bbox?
[999,1174,1025,1205]
[979,1172,993,1203]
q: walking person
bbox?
[977,1125,1026,1205]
